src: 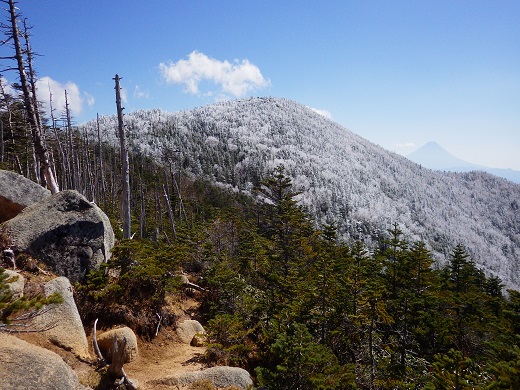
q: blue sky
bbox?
[2,1,519,170]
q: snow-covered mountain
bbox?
[82,97,520,290]
[408,141,520,184]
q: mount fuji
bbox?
[408,141,520,184]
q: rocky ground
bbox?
[15,291,209,389]
[1,170,250,389]
[126,298,207,389]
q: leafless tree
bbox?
[92,319,137,390]
[48,86,68,189]
[0,0,59,193]
[114,74,131,239]
[162,181,177,241]
[96,113,107,203]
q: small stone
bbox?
[176,320,205,344]
[191,332,206,347]
[97,326,139,363]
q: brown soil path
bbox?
[125,296,207,389]
[12,270,209,389]
[16,296,207,389]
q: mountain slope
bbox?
[408,141,520,183]
[82,97,520,290]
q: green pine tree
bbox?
[256,322,352,390]
[1,267,62,331]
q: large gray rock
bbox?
[0,169,51,223]
[30,277,90,360]
[0,190,114,282]
[0,332,84,390]
[97,326,139,363]
[176,319,205,344]
[148,366,253,389]
[4,269,24,299]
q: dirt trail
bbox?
[17,295,207,389]
[125,296,207,388]
[127,332,205,388]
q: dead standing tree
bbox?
[22,18,43,134]
[114,74,131,239]
[92,319,137,390]
[0,0,59,193]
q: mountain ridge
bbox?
[81,97,520,289]
[408,141,520,183]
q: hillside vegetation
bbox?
[2,2,520,387]
[81,97,520,290]
[77,166,520,388]
[2,82,520,387]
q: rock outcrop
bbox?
[0,332,85,390]
[0,169,50,223]
[97,326,139,363]
[176,319,205,344]
[30,277,90,360]
[191,332,206,347]
[148,366,253,389]
[4,269,24,299]
[0,190,114,282]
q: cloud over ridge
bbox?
[309,107,332,119]
[159,51,270,97]
[35,76,87,117]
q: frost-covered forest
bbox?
[3,2,520,387]
[81,97,520,290]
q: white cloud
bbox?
[310,107,332,119]
[83,91,95,107]
[35,76,84,117]
[120,87,128,104]
[0,77,16,97]
[134,85,149,99]
[159,51,270,97]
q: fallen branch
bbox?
[109,335,137,390]
[93,320,137,388]
[0,321,58,333]
[36,266,50,275]
[184,280,207,292]
[155,312,162,337]
[92,318,107,367]
[0,307,58,333]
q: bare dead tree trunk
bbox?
[108,335,126,378]
[0,120,3,162]
[0,80,15,166]
[83,128,94,199]
[23,17,51,187]
[109,147,117,210]
[22,19,43,134]
[48,147,57,185]
[171,168,188,226]
[139,175,146,238]
[108,336,137,390]
[24,138,29,178]
[96,113,107,201]
[162,183,177,240]
[0,80,14,141]
[114,74,131,239]
[48,86,67,189]
[154,183,163,235]
[64,89,77,189]
[92,318,107,367]
[4,0,59,192]
[30,134,39,182]
[92,320,137,389]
